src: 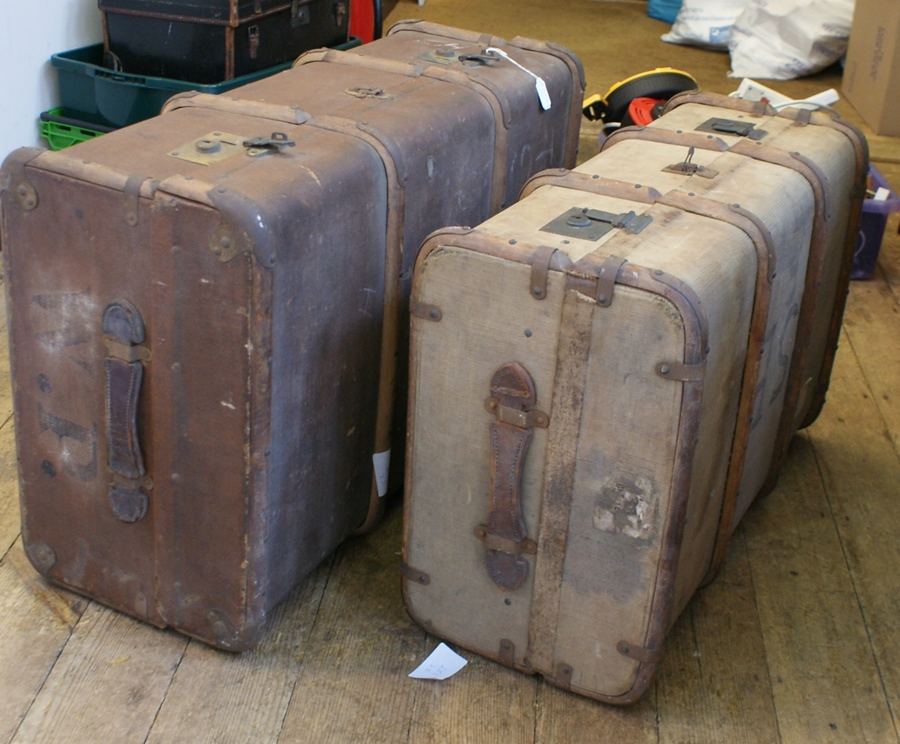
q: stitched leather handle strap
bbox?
[103,300,149,523]
[480,363,547,591]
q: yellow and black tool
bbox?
[583,68,698,123]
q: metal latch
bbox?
[695,117,767,141]
[458,52,500,65]
[540,206,653,241]
[291,0,311,27]
[345,86,391,99]
[663,146,719,179]
[421,47,499,67]
[243,132,296,156]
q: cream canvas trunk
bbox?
[603,92,867,570]
[402,93,866,704]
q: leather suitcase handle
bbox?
[479,363,547,591]
[102,300,149,522]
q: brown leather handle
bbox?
[103,300,149,522]
[479,363,547,591]
[104,358,144,480]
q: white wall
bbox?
[0,0,103,161]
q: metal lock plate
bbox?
[540,207,653,241]
[169,132,245,165]
[695,117,768,140]
[420,46,499,67]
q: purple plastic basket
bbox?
[852,165,900,280]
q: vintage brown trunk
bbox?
[402,93,864,703]
[167,19,585,528]
[0,23,583,650]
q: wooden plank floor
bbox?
[3,1,900,741]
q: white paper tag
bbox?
[533,77,552,111]
[372,450,391,497]
[486,47,552,111]
[408,643,468,681]
[874,187,890,202]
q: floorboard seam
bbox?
[806,429,900,740]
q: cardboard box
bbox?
[842,0,900,136]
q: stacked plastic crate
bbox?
[41,0,364,150]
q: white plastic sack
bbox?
[661,0,750,49]
[728,0,855,80]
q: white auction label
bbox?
[408,643,468,681]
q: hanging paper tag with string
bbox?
[485,47,552,111]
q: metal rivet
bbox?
[524,328,533,337]
[221,236,231,248]
[532,287,543,296]
[509,239,517,245]
[598,294,607,304]
[655,270,664,275]
[17,185,27,196]
[660,364,670,374]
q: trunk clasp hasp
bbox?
[169,131,295,165]
[541,206,652,241]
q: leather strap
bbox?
[103,300,149,521]
[481,363,544,591]
[103,300,146,481]
[104,359,145,480]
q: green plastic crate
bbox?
[39,107,112,150]
[51,36,361,130]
